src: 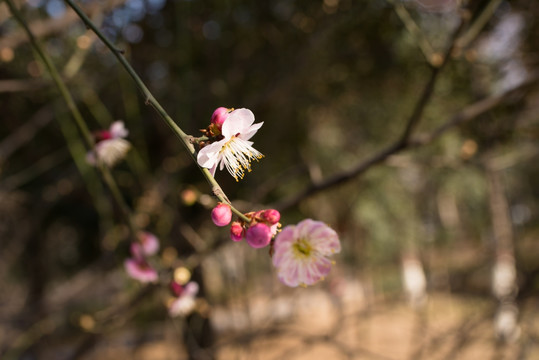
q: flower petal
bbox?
[109,121,129,138]
[240,121,264,141]
[221,108,255,137]
[197,140,225,168]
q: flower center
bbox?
[292,238,313,259]
[219,136,264,181]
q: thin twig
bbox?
[389,0,436,66]
[455,0,503,51]
[5,0,139,238]
[63,0,249,222]
[274,20,465,211]
[275,74,538,211]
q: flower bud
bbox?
[211,107,230,130]
[262,209,281,225]
[245,223,272,249]
[230,221,244,242]
[211,203,232,227]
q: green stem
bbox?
[5,0,139,238]
[63,0,250,223]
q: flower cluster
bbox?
[210,203,281,249]
[124,231,160,283]
[86,120,131,167]
[199,107,341,288]
[197,108,264,181]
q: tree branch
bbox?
[275,76,539,211]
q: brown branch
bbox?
[275,76,539,211]
[274,21,465,211]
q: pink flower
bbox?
[211,107,231,130]
[211,203,232,227]
[169,281,199,317]
[138,231,160,256]
[230,221,244,242]
[124,258,158,283]
[86,120,131,167]
[245,223,272,249]
[272,219,341,287]
[197,108,264,181]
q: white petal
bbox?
[109,121,128,138]
[197,140,224,168]
[222,108,255,137]
[96,138,131,167]
[240,121,264,141]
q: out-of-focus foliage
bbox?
[1,0,539,358]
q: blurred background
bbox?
[1,0,539,359]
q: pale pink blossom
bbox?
[211,203,232,227]
[245,223,272,249]
[86,121,131,167]
[169,281,199,317]
[138,231,160,256]
[124,258,158,283]
[272,219,340,287]
[197,108,264,181]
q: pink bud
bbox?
[211,203,232,227]
[230,221,244,242]
[262,209,281,224]
[245,223,272,249]
[211,107,230,130]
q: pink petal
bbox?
[124,258,158,283]
[139,231,160,256]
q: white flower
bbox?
[169,282,199,317]
[86,121,131,167]
[197,108,264,181]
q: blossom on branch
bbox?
[272,219,341,287]
[124,257,158,283]
[138,231,160,256]
[197,108,264,181]
[86,120,131,167]
[124,232,160,283]
[169,281,199,317]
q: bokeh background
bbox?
[1,0,539,359]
